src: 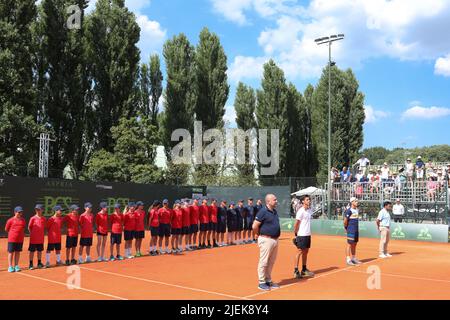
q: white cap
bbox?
[349,197,358,203]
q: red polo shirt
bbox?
[134,209,146,231]
[209,205,218,223]
[199,204,210,224]
[79,212,94,238]
[28,215,46,244]
[111,213,123,233]
[158,207,172,225]
[171,209,183,229]
[181,207,191,227]
[47,216,63,244]
[149,208,160,227]
[95,211,109,234]
[190,205,200,225]
[64,214,79,237]
[6,217,26,243]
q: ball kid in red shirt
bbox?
[95,202,109,262]
[123,202,137,259]
[134,201,146,257]
[28,204,46,270]
[181,199,192,251]
[189,197,200,249]
[208,199,219,248]
[45,205,64,267]
[109,203,124,261]
[171,200,183,253]
[64,204,80,266]
[78,202,94,264]
[148,200,161,256]
[199,198,211,249]
[5,206,26,273]
[157,199,172,254]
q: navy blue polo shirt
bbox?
[255,206,280,238]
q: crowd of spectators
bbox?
[330,155,450,202]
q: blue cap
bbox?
[35,204,44,210]
[114,203,121,209]
[53,205,62,211]
[128,202,136,207]
[136,201,144,206]
[248,197,254,200]
[14,206,23,212]
[70,204,79,211]
[238,199,244,202]
[193,196,199,201]
[84,202,92,209]
[99,202,108,209]
[163,199,169,204]
[152,200,159,206]
[230,202,235,206]
[211,198,217,202]
[175,200,181,204]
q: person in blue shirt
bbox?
[226,203,237,245]
[216,200,228,246]
[243,198,256,244]
[236,200,245,244]
[340,166,352,183]
[344,197,362,266]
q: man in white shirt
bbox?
[392,198,405,223]
[376,201,393,258]
[380,163,389,182]
[293,195,314,279]
[355,155,370,176]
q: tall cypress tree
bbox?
[85,0,141,150]
[149,54,163,128]
[161,34,196,184]
[234,82,257,179]
[0,0,40,173]
[303,84,318,177]
[285,83,303,177]
[256,59,288,179]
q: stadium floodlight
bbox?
[315,34,345,219]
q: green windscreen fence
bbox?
[280,218,449,243]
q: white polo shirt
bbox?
[296,207,312,236]
[377,208,391,228]
[393,204,404,216]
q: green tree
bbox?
[0,0,39,173]
[234,82,257,179]
[161,34,196,185]
[35,0,90,173]
[84,0,141,150]
[285,83,304,177]
[312,65,365,181]
[256,60,288,179]
[302,84,318,177]
[85,116,162,183]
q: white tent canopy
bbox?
[291,186,326,197]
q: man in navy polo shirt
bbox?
[252,194,281,291]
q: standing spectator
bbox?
[28,204,46,270]
[405,158,414,187]
[445,164,450,183]
[380,163,390,182]
[392,199,405,223]
[253,194,280,291]
[354,154,370,176]
[340,166,351,183]
[425,161,434,179]
[376,201,393,258]
[416,156,425,182]
[5,207,26,273]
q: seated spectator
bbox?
[427,177,437,201]
[370,170,380,193]
[355,169,364,182]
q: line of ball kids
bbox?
[4,197,263,273]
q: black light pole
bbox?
[315,34,344,219]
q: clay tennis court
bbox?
[0,233,449,300]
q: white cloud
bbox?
[136,15,167,58]
[228,56,269,83]
[364,105,389,124]
[401,106,450,120]
[435,54,450,77]
[215,0,450,81]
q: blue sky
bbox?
[87,0,450,150]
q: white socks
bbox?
[56,254,61,262]
[46,253,50,263]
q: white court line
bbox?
[244,257,381,299]
[344,269,450,284]
[80,266,250,300]
[16,272,128,300]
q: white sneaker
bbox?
[97,257,103,262]
[78,258,84,264]
[385,253,392,257]
[86,257,92,263]
[127,255,134,259]
[346,259,356,266]
[379,254,387,258]
[45,262,50,268]
[352,258,362,265]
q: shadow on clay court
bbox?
[277,266,339,286]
